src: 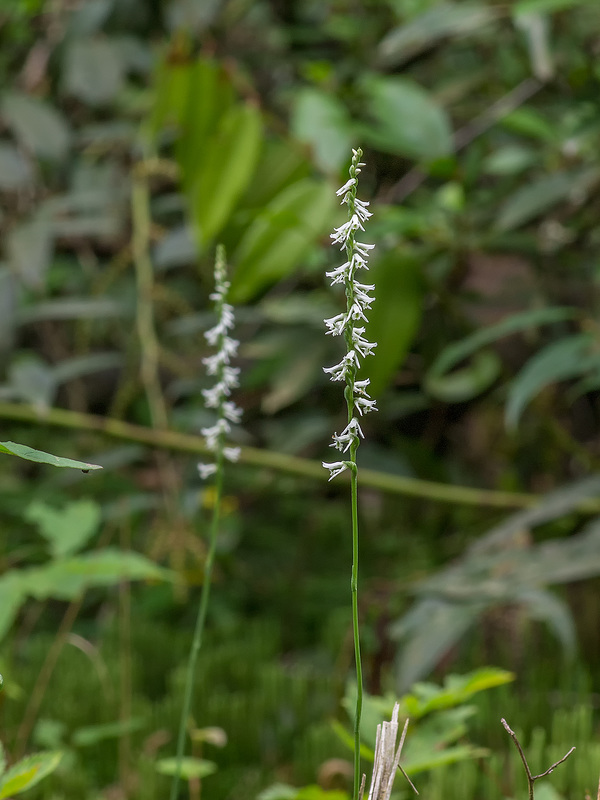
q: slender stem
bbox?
[350,445,363,800]
[170,451,224,800]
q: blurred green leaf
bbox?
[191,102,263,245]
[377,3,498,68]
[0,751,62,799]
[25,499,101,558]
[7,219,53,290]
[425,350,501,402]
[155,757,217,780]
[366,250,425,396]
[72,718,146,747]
[428,306,577,379]
[496,168,600,231]
[231,178,335,303]
[360,75,452,162]
[1,92,70,161]
[63,37,125,106]
[0,143,34,190]
[291,88,354,173]
[505,333,599,428]
[514,0,594,16]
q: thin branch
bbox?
[501,718,575,800]
[0,401,550,509]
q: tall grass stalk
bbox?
[170,245,241,800]
[323,148,377,800]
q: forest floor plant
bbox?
[169,245,242,800]
[323,148,377,800]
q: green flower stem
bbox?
[349,448,362,800]
[169,447,225,800]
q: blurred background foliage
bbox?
[2,0,600,798]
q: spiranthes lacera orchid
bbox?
[323,148,376,800]
[197,244,242,480]
[170,245,241,800]
[323,148,377,482]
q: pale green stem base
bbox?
[169,455,224,800]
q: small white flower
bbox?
[223,446,241,462]
[355,396,378,415]
[324,312,346,336]
[223,401,242,423]
[325,262,351,284]
[354,378,371,396]
[336,178,356,196]
[198,462,217,479]
[323,461,348,480]
[352,328,377,358]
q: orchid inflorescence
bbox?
[198,245,242,480]
[323,148,377,481]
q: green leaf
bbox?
[505,333,599,429]
[0,441,102,471]
[391,599,486,691]
[291,88,354,173]
[230,178,335,303]
[517,589,576,656]
[425,350,501,402]
[25,500,101,558]
[191,102,263,246]
[0,572,25,642]
[72,718,146,747]
[497,168,600,231]
[403,668,514,718]
[63,37,125,106]
[257,784,300,800]
[428,306,577,379]
[175,58,235,188]
[0,741,5,777]
[7,219,53,290]
[21,549,174,602]
[0,143,34,190]
[0,442,102,472]
[2,92,70,161]
[360,75,452,162]
[0,751,62,799]
[377,4,498,68]
[366,250,425,396]
[155,757,217,780]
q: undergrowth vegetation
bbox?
[2,0,600,798]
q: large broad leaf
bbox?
[496,168,600,231]
[517,588,576,656]
[230,178,335,303]
[191,102,263,246]
[377,3,498,68]
[360,75,452,162]
[425,351,501,402]
[176,58,235,189]
[0,751,62,799]
[505,333,600,429]
[366,250,425,396]
[291,88,354,173]
[0,441,102,471]
[25,500,101,559]
[1,92,70,161]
